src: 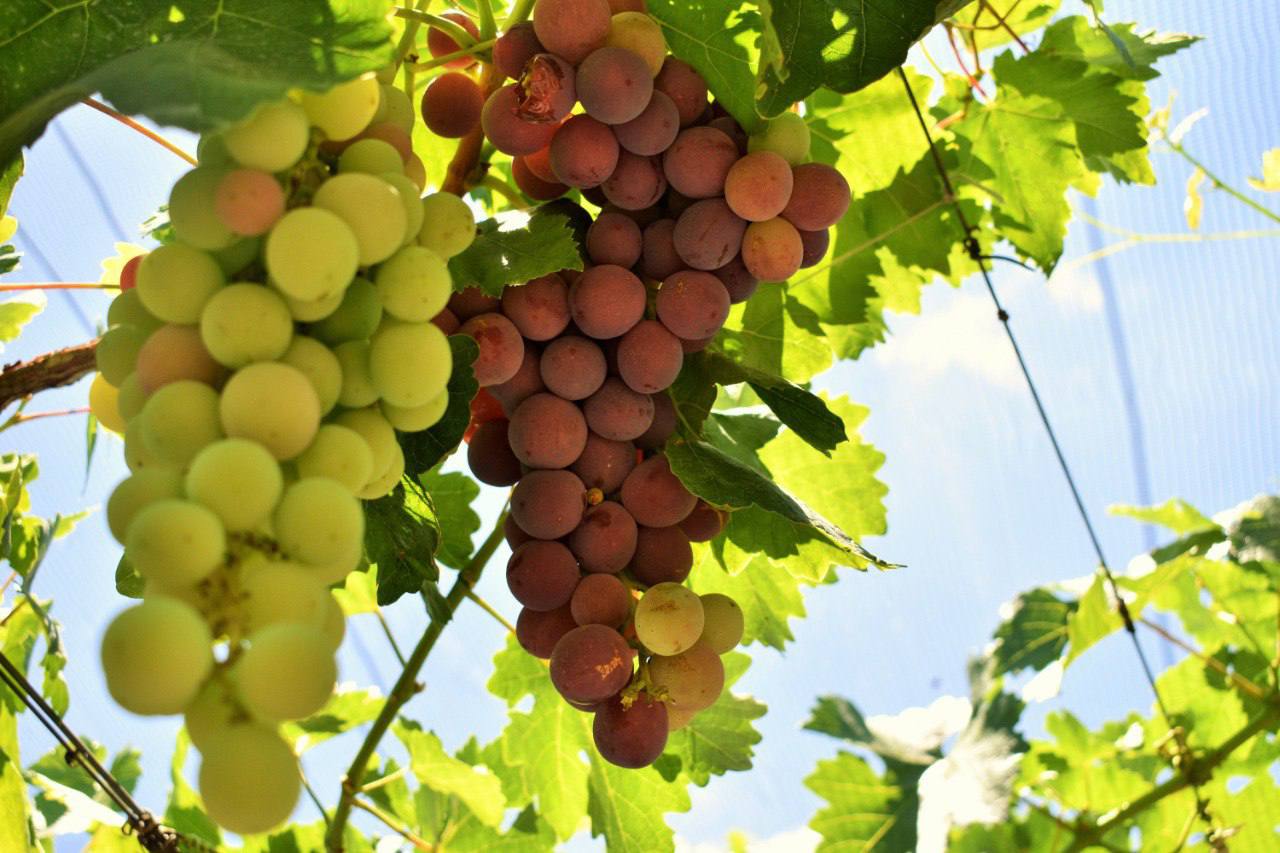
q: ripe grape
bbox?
[742,217,804,281]
[448,286,500,320]
[213,169,285,236]
[605,12,667,77]
[516,604,577,658]
[482,85,560,156]
[601,151,666,210]
[713,254,759,304]
[197,725,301,836]
[282,287,343,322]
[427,10,480,67]
[136,244,225,324]
[505,514,534,550]
[550,115,620,189]
[540,336,607,400]
[334,341,379,408]
[265,208,359,302]
[281,336,343,415]
[467,420,523,486]
[490,346,546,416]
[470,388,507,426]
[523,145,558,183]
[511,469,587,539]
[118,255,143,292]
[235,623,337,721]
[508,393,589,468]
[577,47,654,125]
[666,704,697,732]
[571,573,632,628]
[699,593,745,654]
[654,58,708,127]
[724,151,794,221]
[679,500,727,542]
[296,424,375,494]
[338,138,404,175]
[222,100,309,172]
[301,74,380,141]
[101,597,212,715]
[126,499,226,587]
[617,320,682,393]
[634,582,704,656]
[494,22,545,79]
[584,378,655,441]
[708,115,748,154]
[672,199,746,271]
[355,122,413,163]
[513,156,568,200]
[507,541,581,611]
[798,227,830,268]
[274,478,365,571]
[608,0,646,10]
[747,111,810,165]
[136,322,222,393]
[311,278,383,344]
[185,438,283,531]
[586,211,643,267]
[571,433,637,493]
[630,524,693,585]
[312,173,407,266]
[418,192,477,259]
[549,624,633,703]
[568,500,638,574]
[220,362,321,460]
[501,273,571,340]
[663,127,738,199]
[533,0,612,63]
[621,453,697,527]
[640,219,683,281]
[517,54,577,123]
[431,308,460,335]
[183,678,241,754]
[240,560,328,634]
[459,312,525,386]
[370,320,452,407]
[169,168,235,250]
[569,265,646,339]
[613,91,680,156]
[648,640,724,710]
[656,269,732,339]
[95,325,146,387]
[106,468,184,544]
[593,692,668,768]
[382,390,448,433]
[333,408,398,483]
[199,283,293,368]
[782,163,852,231]
[138,380,223,467]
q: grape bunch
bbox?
[88,74,477,834]
[436,0,849,768]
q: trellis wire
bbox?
[894,66,1218,832]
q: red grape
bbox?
[781,163,851,231]
[571,573,633,627]
[663,127,738,199]
[516,604,577,658]
[608,0,646,10]
[586,211,643,267]
[613,91,680,156]
[617,320,683,393]
[569,265,646,339]
[507,540,581,611]
[640,219,683,281]
[654,58,708,127]
[550,115,620,189]
[508,392,589,468]
[601,151,666,210]
[672,199,747,270]
[741,217,804,281]
[798,227,830,268]
[620,453,697,527]
[119,255,143,291]
[490,345,545,416]
[459,312,525,386]
[449,287,500,320]
[635,392,676,450]
[549,624,633,703]
[714,255,759,304]
[421,72,484,138]
[571,433,638,493]
[656,270,731,340]
[724,151,794,221]
[593,692,669,768]
[467,420,523,486]
[584,378,655,441]
[431,307,461,335]
[428,11,480,68]
[517,54,577,124]
[494,22,545,80]
[513,156,569,200]
[482,85,560,156]
[679,500,727,542]
[505,513,534,550]
[533,0,613,64]
[511,469,587,539]
[708,115,748,154]
[541,335,607,400]
[630,524,693,585]
[576,47,654,125]
[568,500,638,574]
[501,273,571,341]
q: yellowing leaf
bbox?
[1184,166,1206,229]
[1247,147,1280,191]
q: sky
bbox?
[3,1,1279,850]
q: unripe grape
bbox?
[234,623,336,722]
[222,100,310,172]
[295,424,374,494]
[240,560,329,634]
[125,499,226,588]
[698,593,745,654]
[382,390,448,433]
[634,582,704,656]
[138,380,224,467]
[274,478,365,570]
[369,320,452,408]
[648,640,724,711]
[220,362,321,460]
[199,283,293,368]
[418,192,476,258]
[185,438,284,531]
[169,167,236,250]
[101,597,213,715]
[265,208,359,302]
[136,244,225,324]
[106,468,184,544]
[89,373,126,434]
[302,74,381,141]
[313,173,408,266]
[197,724,301,835]
[338,138,403,175]
[310,278,383,345]
[747,111,810,165]
[375,246,451,322]
[280,336,343,415]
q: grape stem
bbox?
[465,590,516,634]
[410,38,497,72]
[350,797,436,851]
[393,0,436,68]
[505,0,536,27]
[0,282,117,291]
[0,339,98,416]
[375,608,409,667]
[80,98,198,165]
[441,65,505,195]
[324,509,510,851]
[394,8,479,51]
[0,406,90,433]
[474,0,497,41]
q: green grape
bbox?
[136,244,226,324]
[279,336,342,415]
[265,208,359,302]
[138,380,224,467]
[647,640,724,712]
[666,704,698,732]
[107,289,162,333]
[169,167,236,250]
[220,362,321,460]
[135,324,224,393]
[338,138,403,175]
[333,340,380,408]
[747,111,810,165]
[197,724,301,835]
[222,99,310,172]
[106,467,184,544]
[116,372,148,422]
[312,173,407,266]
[240,561,328,634]
[358,441,404,501]
[295,424,374,494]
[274,478,364,569]
[281,287,344,322]
[309,278,383,344]
[378,84,415,133]
[101,597,213,715]
[183,677,245,753]
[374,245,451,322]
[123,418,164,472]
[126,499,226,587]
[319,593,345,650]
[95,325,146,386]
[698,593,744,654]
[301,74,381,141]
[634,582,705,656]
[89,373,126,434]
[234,623,336,721]
[196,132,233,168]
[199,283,294,369]
[382,389,447,432]
[212,235,263,277]
[368,320,451,408]
[185,438,284,531]
[418,192,476,259]
[380,172,424,246]
[332,408,398,482]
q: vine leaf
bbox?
[1109,497,1219,536]
[393,721,506,828]
[364,485,441,607]
[448,213,583,298]
[691,552,806,650]
[658,652,765,786]
[989,588,1077,677]
[0,0,397,167]
[164,732,221,847]
[704,351,847,455]
[400,335,479,477]
[806,751,925,852]
[586,759,691,853]
[418,469,481,569]
[285,687,383,752]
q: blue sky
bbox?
[3,1,1279,850]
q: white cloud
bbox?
[676,826,821,853]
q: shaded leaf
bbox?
[661,653,765,785]
[418,469,481,569]
[806,751,924,853]
[364,486,441,607]
[400,335,479,477]
[449,213,583,298]
[285,687,383,751]
[990,588,1077,676]
[703,351,845,454]
[647,0,761,132]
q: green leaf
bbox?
[668,352,718,435]
[1248,148,1280,192]
[400,335,479,477]
[1038,18,1199,82]
[660,652,765,786]
[394,721,506,828]
[0,155,20,217]
[806,751,924,853]
[717,271,834,384]
[990,588,1077,676]
[284,687,383,752]
[703,351,845,454]
[586,758,691,853]
[0,0,397,167]
[690,551,805,650]
[757,0,954,114]
[0,293,44,351]
[164,730,221,847]
[448,213,583,298]
[647,0,761,132]
[1210,775,1280,852]
[1110,497,1219,536]
[700,413,780,474]
[418,469,481,569]
[332,564,379,615]
[0,684,31,851]
[364,486,441,607]
[1064,574,1121,665]
[1225,494,1280,565]
[949,1,1061,53]
[114,555,144,600]
[1023,710,1159,813]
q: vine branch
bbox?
[0,340,99,414]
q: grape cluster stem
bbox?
[0,339,98,414]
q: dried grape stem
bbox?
[0,340,99,414]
